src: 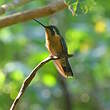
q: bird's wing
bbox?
[60,37,68,54]
[54,36,73,78]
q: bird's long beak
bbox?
[33,19,46,28]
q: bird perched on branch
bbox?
[33,19,73,78]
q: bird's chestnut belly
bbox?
[46,37,62,56]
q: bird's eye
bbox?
[50,27,55,35]
[52,28,56,33]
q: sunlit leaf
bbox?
[0,70,5,89]
[67,0,95,16]
[7,82,18,99]
[27,52,48,67]
[17,36,28,47]
[10,90,18,99]
[0,29,13,43]
[66,29,87,53]
[10,70,24,81]
[64,0,76,5]
[76,2,89,15]
[95,20,106,33]
[42,74,56,87]
[0,0,4,5]
[68,1,78,16]
[80,43,89,53]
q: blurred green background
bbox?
[0,0,110,110]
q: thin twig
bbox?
[0,0,34,15]
[0,1,67,29]
[10,56,59,110]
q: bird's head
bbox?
[33,19,60,36]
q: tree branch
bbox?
[9,53,73,110]
[10,56,59,110]
[0,0,34,15]
[0,1,67,29]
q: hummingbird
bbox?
[33,19,73,78]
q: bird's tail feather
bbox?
[54,57,73,78]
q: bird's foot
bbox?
[49,55,59,60]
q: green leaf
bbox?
[68,1,78,16]
[10,70,24,81]
[67,0,90,16]
[42,74,56,87]
[76,2,89,15]
[64,0,77,5]
[0,70,5,90]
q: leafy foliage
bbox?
[65,0,95,15]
